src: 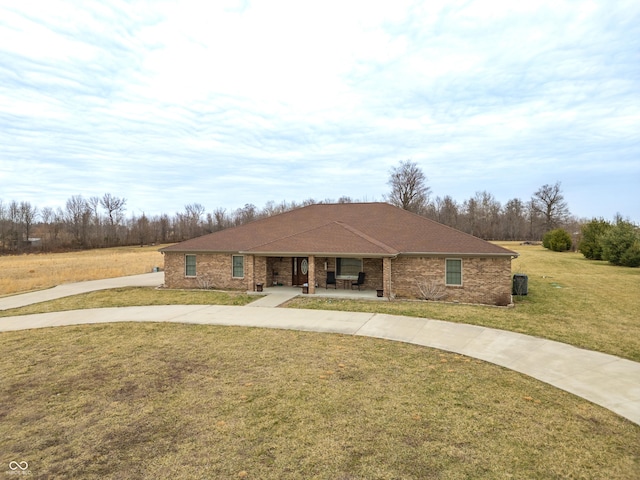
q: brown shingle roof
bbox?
[160,203,517,257]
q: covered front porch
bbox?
[260,285,384,299]
[249,254,393,297]
[246,284,387,307]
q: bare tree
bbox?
[19,201,38,248]
[88,196,102,247]
[156,213,171,243]
[502,198,527,240]
[0,200,12,253]
[234,203,258,225]
[438,195,460,228]
[7,200,20,251]
[184,203,205,238]
[136,212,151,246]
[40,206,53,250]
[100,193,127,246]
[461,197,478,236]
[532,182,570,232]
[469,191,501,239]
[212,208,230,232]
[65,195,91,247]
[386,160,431,213]
[0,200,6,252]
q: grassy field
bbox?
[1,243,639,477]
[0,245,167,296]
[1,323,639,479]
[287,242,640,361]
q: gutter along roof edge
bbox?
[239,251,396,258]
[164,249,516,258]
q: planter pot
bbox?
[302,286,309,294]
[256,283,263,292]
[377,289,384,297]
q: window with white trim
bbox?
[185,255,196,277]
[445,258,462,285]
[232,255,244,278]
[336,258,362,277]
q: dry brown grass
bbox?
[0,245,168,296]
[1,323,639,479]
[0,287,256,317]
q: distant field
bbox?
[0,245,169,295]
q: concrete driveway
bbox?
[1,273,639,426]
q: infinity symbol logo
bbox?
[9,461,29,471]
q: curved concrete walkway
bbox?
[0,272,165,311]
[1,275,639,426]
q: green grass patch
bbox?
[1,323,638,479]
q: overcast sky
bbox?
[1,0,638,222]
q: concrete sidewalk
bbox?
[1,304,639,426]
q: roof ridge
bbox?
[246,220,341,250]
[246,220,399,254]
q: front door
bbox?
[292,257,309,286]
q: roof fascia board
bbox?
[239,250,394,258]
[161,249,240,254]
[399,252,519,258]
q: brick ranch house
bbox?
[160,202,519,306]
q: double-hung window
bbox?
[185,255,196,277]
[232,255,244,278]
[445,258,462,286]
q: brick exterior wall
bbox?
[164,252,249,290]
[164,252,512,305]
[390,255,512,306]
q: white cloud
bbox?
[0,0,638,221]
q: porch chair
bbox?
[326,271,337,289]
[351,272,365,290]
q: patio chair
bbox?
[326,271,337,289]
[351,272,365,290]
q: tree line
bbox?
[386,160,578,240]
[0,160,631,254]
[0,195,352,253]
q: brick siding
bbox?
[165,252,512,305]
[391,255,512,306]
[164,252,247,290]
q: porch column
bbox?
[383,257,392,298]
[308,255,316,294]
[246,254,255,291]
